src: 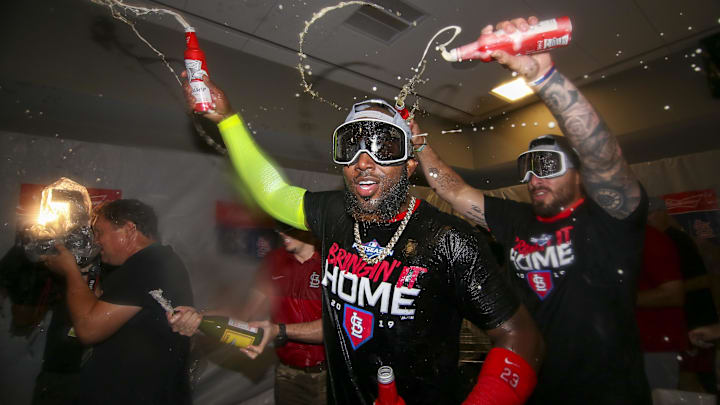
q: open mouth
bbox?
[355,179,379,198]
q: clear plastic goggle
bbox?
[517,149,568,183]
[332,119,409,165]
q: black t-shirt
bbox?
[77,244,194,405]
[305,191,519,405]
[485,193,651,405]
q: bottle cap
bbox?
[377,366,395,384]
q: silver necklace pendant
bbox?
[353,196,416,265]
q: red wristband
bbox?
[462,348,537,405]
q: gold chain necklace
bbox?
[353,196,416,265]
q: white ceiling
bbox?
[147,0,720,121]
[1,0,720,187]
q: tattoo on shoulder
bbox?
[464,204,488,229]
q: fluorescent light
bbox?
[490,78,534,102]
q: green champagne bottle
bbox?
[198,316,264,348]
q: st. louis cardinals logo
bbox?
[343,304,374,350]
[527,270,553,300]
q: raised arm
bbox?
[183,73,308,230]
[411,121,490,230]
[492,17,642,219]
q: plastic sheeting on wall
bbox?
[0,130,342,405]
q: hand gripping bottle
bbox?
[184,27,213,112]
[441,16,572,63]
[374,366,406,405]
[198,316,264,348]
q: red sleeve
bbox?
[641,226,682,287]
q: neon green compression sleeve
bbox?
[218,114,308,231]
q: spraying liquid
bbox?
[90,0,227,154]
[297,1,387,112]
[439,17,572,63]
[298,2,448,121]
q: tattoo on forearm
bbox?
[537,71,641,219]
[464,204,488,229]
[429,167,461,193]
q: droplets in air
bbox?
[548,122,556,129]
[372,86,377,92]
[663,105,670,111]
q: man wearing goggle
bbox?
[332,99,413,166]
[412,15,650,405]
[170,71,544,404]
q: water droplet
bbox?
[583,74,589,79]
[372,86,377,92]
[694,66,702,72]
[659,32,664,37]
[511,124,516,128]
[511,71,518,77]
[663,105,670,110]
[96,178,101,182]
[278,4,283,10]
[533,122,539,126]
[548,122,556,129]
[643,65,648,70]
[489,126,494,130]
[521,122,526,127]
[617,269,624,275]
[295,93,300,97]
[696,48,703,54]
[688,26,693,30]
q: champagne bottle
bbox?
[374,366,406,405]
[198,316,264,348]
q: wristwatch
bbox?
[275,323,288,346]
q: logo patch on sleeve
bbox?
[342,304,374,350]
[527,270,554,300]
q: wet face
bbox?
[527,169,582,217]
[342,153,417,222]
[92,216,134,266]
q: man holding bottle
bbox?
[172,224,326,405]
[169,16,547,405]
[412,17,651,405]
[43,199,194,404]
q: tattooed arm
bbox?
[492,17,642,219]
[410,121,489,229]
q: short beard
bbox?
[344,166,410,223]
[531,185,576,217]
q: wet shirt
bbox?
[485,192,651,405]
[305,191,519,405]
[260,247,325,368]
[78,244,194,405]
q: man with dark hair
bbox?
[42,198,194,404]
[170,26,544,404]
[412,16,650,405]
